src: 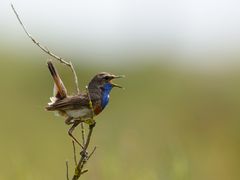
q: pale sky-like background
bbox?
[1,0,240,68]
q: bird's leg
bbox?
[68,120,84,148]
[65,116,74,125]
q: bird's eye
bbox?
[104,76,110,81]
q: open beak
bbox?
[110,75,125,88]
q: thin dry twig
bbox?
[87,146,97,160]
[11,3,80,94]
[72,141,78,166]
[80,170,88,175]
[80,123,85,145]
[86,86,95,117]
[66,160,70,180]
[86,86,95,123]
[72,123,95,180]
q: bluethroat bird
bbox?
[45,61,124,146]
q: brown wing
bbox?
[46,93,101,111]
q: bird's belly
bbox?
[66,108,92,120]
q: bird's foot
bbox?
[85,119,96,127]
[89,121,96,129]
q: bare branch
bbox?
[87,146,97,160]
[80,123,85,145]
[11,3,80,94]
[72,123,96,180]
[69,61,80,94]
[66,160,70,180]
[72,141,78,166]
[81,170,88,175]
[86,86,95,118]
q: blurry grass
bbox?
[0,53,240,180]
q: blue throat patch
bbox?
[101,83,113,109]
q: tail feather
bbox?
[47,60,67,100]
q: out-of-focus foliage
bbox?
[1,53,240,180]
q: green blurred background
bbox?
[1,0,240,180]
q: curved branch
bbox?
[11,3,80,94]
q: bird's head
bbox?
[88,72,124,91]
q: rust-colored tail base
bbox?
[47,60,67,99]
